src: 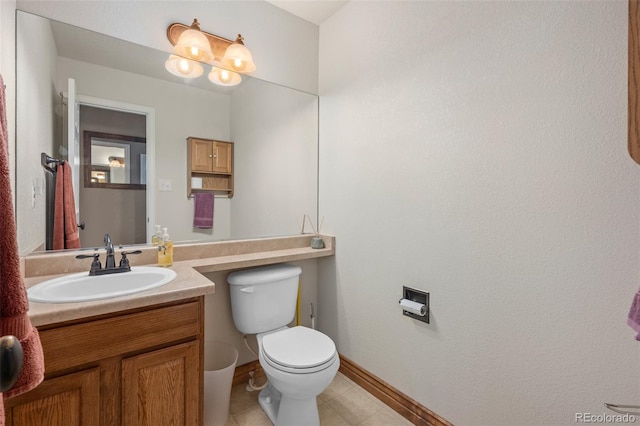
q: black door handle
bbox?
[0,335,23,392]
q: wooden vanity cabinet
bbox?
[4,368,100,425]
[3,298,204,426]
[187,137,234,198]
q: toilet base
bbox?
[258,384,320,426]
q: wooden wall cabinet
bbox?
[187,137,234,198]
[4,298,204,426]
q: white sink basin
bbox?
[27,266,177,304]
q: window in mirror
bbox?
[83,131,146,190]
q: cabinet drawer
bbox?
[39,301,201,374]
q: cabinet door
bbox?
[122,341,200,426]
[211,142,232,174]
[4,368,100,426]
[191,139,213,172]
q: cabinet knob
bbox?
[208,154,213,158]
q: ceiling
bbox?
[265,0,349,25]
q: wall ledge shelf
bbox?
[23,234,335,327]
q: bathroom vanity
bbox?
[3,298,203,425]
[7,234,334,426]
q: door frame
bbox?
[76,95,156,243]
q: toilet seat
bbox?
[261,326,337,374]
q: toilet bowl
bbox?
[256,326,340,425]
[227,264,339,426]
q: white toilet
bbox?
[228,263,339,426]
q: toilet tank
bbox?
[228,263,302,334]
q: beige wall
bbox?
[319,1,638,424]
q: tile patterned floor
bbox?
[225,372,414,426]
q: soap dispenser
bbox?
[158,227,173,267]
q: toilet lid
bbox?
[262,326,336,370]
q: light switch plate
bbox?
[159,179,172,191]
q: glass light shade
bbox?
[164,55,204,79]
[208,67,242,86]
[221,41,256,73]
[174,28,214,62]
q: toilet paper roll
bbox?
[399,298,427,316]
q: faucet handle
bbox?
[76,252,102,274]
[119,250,142,269]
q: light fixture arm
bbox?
[165,19,255,85]
[167,22,235,61]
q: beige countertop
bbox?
[25,235,334,327]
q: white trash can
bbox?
[204,341,239,426]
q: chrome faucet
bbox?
[104,233,116,269]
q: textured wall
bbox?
[318,1,640,424]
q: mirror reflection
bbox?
[16,11,319,254]
[84,131,147,188]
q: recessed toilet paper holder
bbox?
[400,286,429,324]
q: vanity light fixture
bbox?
[165,19,256,86]
[221,35,256,73]
[164,54,204,79]
[173,19,214,63]
[208,67,242,86]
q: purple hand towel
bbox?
[194,193,214,229]
[628,291,640,340]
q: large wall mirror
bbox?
[16,10,319,254]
